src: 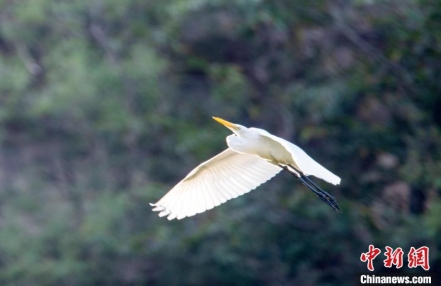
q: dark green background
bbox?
[0,0,440,285]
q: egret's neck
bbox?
[226,131,258,154]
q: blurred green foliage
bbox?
[0,0,440,285]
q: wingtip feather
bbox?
[159,209,171,217]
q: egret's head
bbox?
[212,117,246,135]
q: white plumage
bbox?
[151,117,341,220]
[258,131,341,185]
[150,149,281,220]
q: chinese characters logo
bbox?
[360,245,429,271]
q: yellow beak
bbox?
[212,117,239,131]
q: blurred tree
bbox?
[0,0,440,285]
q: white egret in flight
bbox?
[151,117,341,220]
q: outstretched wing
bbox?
[150,148,282,220]
[259,132,341,185]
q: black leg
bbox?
[298,176,341,213]
[280,164,341,213]
[302,175,338,204]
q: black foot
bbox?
[280,164,341,213]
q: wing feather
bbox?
[151,148,282,220]
[201,175,216,211]
[216,167,239,197]
[208,172,222,206]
